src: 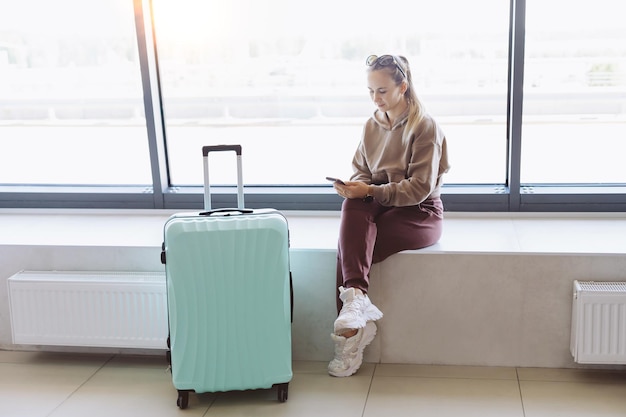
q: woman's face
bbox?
[367,69,407,115]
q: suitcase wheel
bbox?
[177,390,189,409]
[277,383,288,403]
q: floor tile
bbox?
[0,358,105,417]
[3,352,626,417]
[365,375,524,417]
[518,367,626,383]
[204,367,374,417]
[375,363,518,380]
[521,380,626,417]
[48,361,213,417]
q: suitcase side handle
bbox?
[202,145,244,211]
[199,208,254,216]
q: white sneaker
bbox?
[333,286,383,334]
[328,321,377,377]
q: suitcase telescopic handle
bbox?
[202,145,245,211]
[202,145,242,157]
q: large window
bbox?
[0,0,624,211]
[152,0,510,186]
[523,0,626,184]
[0,0,149,187]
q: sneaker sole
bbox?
[328,322,377,377]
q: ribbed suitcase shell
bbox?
[163,209,292,393]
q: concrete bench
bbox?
[1,209,625,368]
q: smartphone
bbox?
[325,176,345,185]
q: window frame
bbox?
[1,0,625,212]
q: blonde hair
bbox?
[394,56,426,141]
[367,55,426,139]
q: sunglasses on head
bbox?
[366,55,407,79]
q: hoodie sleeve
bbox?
[350,127,372,183]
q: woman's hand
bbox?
[334,181,370,199]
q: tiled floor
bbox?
[1,351,626,417]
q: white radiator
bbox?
[571,280,626,364]
[7,271,168,349]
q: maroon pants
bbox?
[336,197,443,311]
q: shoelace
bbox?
[342,296,368,315]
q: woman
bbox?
[328,54,450,377]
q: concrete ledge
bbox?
[1,209,626,368]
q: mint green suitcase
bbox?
[162,145,292,409]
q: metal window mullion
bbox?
[506,0,526,211]
[133,0,168,209]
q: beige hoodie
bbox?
[351,109,450,207]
